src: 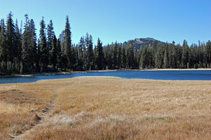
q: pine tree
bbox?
[57,39,62,70]
[36,39,41,72]
[21,15,37,73]
[147,47,153,68]
[86,34,94,70]
[202,43,207,68]
[168,43,172,68]
[85,33,89,49]
[0,20,7,61]
[182,40,189,68]
[50,35,57,70]
[134,48,139,69]
[29,19,37,71]
[121,46,126,68]
[21,14,29,73]
[198,44,204,67]
[117,45,122,69]
[39,17,48,72]
[104,44,112,69]
[14,20,22,62]
[71,44,77,70]
[58,30,66,70]
[206,40,211,67]
[93,46,97,69]
[78,36,85,70]
[0,20,7,73]
[112,42,118,69]
[126,43,134,68]
[96,38,104,70]
[6,12,16,62]
[171,42,177,68]
[64,16,71,68]
[163,48,169,68]
[155,47,163,68]
[152,40,158,67]
[47,20,54,64]
[140,47,147,69]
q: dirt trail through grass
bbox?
[13,90,58,140]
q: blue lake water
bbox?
[0,70,211,84]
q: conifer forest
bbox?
[0,13,211,75]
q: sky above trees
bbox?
[0,0,210,45]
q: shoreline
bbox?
[145,68,211,71]
[0,71,73,77]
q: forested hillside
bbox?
[0,13,211,75]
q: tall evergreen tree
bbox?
[39,17,48,72]
[198,43,204,68]
[163,48,169,68]
[171,42,177,68]
[104,44,112,69]
[126,43,134,68]
[152,40,158,67]
[36,39,41,72]
[78,36,85,70]
[50,35,57,70]
[140,47,147,69]
[64,16,71,68]
[121,46,126,68]
[96,38,104,70]
[21,15,37,73]
[0,20,7,62]
[0,20,7,73]
[29,19,37,70]
[112,42,118,69]
[168,43,173,68]
[155,47,163,68]
[147,47,153,68]
[117,45,122,69]
[182,40,189,68]
[21,14,29,73]
[206,40,211,67]
[202,43,207,68]
[86,34,94,70]
[14,20,22,62]
[6,12,16,62]
[134,48,139,68]
[56,38,62,70]
[58,30,66,70]
[47,20,54,64]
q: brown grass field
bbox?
[0,77,211,140]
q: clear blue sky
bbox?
[0,0,210,45]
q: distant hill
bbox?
[120,38,165,50]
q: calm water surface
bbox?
[0,70,211,84]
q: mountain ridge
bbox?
[120,37,165,50]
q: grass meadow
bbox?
[0,77,210,140]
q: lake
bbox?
[0,70,211,84]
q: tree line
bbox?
[0,13,211,75]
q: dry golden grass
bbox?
[0,77,211,139]
[0,81,55,139]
